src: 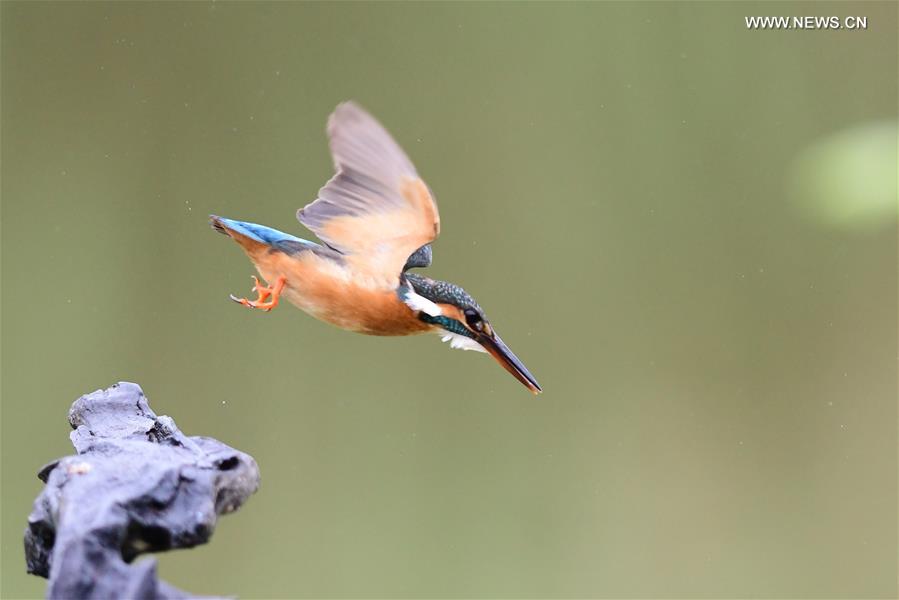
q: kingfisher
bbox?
[210,102,541,394]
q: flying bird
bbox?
[210,102,541,393]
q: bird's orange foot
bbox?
[229,275,287,312]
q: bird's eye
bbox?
[464,309,483,330]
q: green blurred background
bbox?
[2,2,896,598]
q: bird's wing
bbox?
[297,102,440,282]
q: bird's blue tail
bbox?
[210,216,307,245]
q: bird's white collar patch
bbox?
[439,331,487,353]
[403,289,442,317]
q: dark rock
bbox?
[24,382,260,599]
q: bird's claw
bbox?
[229,275,286,312]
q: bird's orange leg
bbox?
[230,275,287,312]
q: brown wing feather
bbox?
[297,102,440,283]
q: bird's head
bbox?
[401,274,542,394]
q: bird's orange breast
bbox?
[249,248,431,336]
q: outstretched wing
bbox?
[298,102,440,283]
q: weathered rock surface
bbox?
[24,382,260,599]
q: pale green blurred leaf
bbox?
[792,121,898,231]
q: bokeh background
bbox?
[2,2,896,598]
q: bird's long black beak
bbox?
[478,331,542,394]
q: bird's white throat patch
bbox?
[439,331,486,353]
